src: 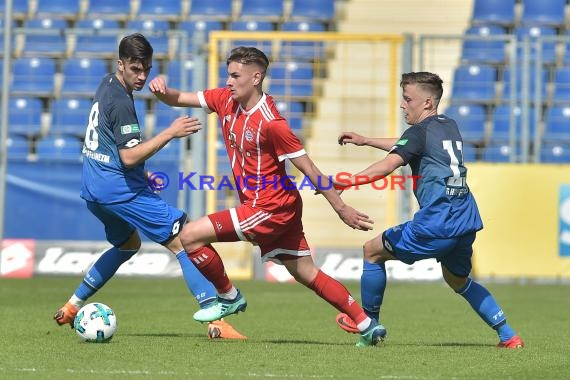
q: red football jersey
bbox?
[198,88,306,211]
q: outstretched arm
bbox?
[148,76,201,108]
[334,153,405,189]
[290,154,374,231]
[338,131,398,152]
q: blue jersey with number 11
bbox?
[389,114,483,238]
[80,73,147,204]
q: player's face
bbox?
[400,84,432,125]
[117,58,152,93]
[225,61,262,106]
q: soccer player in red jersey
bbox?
[149,46,384,346]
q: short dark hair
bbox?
[118,33,153,62]
[400,72,443,101]
[226,46,270,74]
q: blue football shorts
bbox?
[382,221,476,277]
[86,189,187,246]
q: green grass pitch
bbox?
[1,277,568,379]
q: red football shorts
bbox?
[208,202,310,263]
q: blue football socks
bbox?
[74,247,137,300]
[456,278,515,341]
[360,260,387,322]
[176,250,217,308]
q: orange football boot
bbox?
[497,335,524,349]
[53,302,79,327]
[207,319,247,340]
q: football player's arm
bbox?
[290,154,374,231]
[119,116,201,168]
[334,153,405,189]
[148,76,201,107]
[338,131,398,152]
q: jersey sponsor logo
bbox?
[125,138,141,148]
[1,240,35,278]
[171,221,180,236]
[396,139,408,146]
[120,124,140,134]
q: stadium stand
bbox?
[49,98,91,137]
[289,0,336,23]
[0,0,30,20]
[444,103,487,144]
[7,134,31,160]
[278,21,327,61]
[8,96,43,137]
[543,105,570,143]
[460,25,508,65]
[269,61,314,98]
[73,18,120,58]
[490,104,536,142]
[20,18,70,57]
[11,57,56,96]
[513,26,558,65]
[125,19,171,59]
[540,143,570,163]
[34,0,81,20]
[35,134,83,161]
[471,0,516,27]
[187,0,234,22]
[519,0,566,28]
[229,20,274,53]
[451,64,496,104]
[60,57,109,97]
[166,59,194,90]
[482,142,519,162]
[551,66,570,103]
[85,0,133,21]
[135,0,184,22]
[239,0,285,22]
[502,66,548,102]
[178,20,223,55]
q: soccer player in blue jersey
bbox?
[333,72,524,348]
[53,33,245,339]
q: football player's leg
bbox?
[441,234,523,348]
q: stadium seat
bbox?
[73,19,120,58]
[520,0,566,28]
[444,104,487,143]
[12,57,56,96]
[60,58,108,96]
[7,134,31,160]
[35,0,80,20]
[50,98,91,137]
[178,20,223,55]
[126,20,171,59]
[289,0,336,23]
[188,0,233,21]
[136,0,183,21]
[134,99,147,132]
[85,0,132,21]
[0,19,17,55]
[540,143,570,162]
[482,142,518,162]
[166,59,194,90]
[239,0,285,21]
[276,100,304,132]
[36,135,83,161]
[502,66,548,102]
[8,97,43,137]
[278,21,327,61]
[543,105,570,143]
[20,18,69,57]
[451,64,496,103]
[471,0,516,27]
[513,26,557,65]
[229,21,274,52]
[551,67,570,103]
[153,102,187,135]
[269,61,314,98]
[462,142,478,162]
[490,104,536,142]
[461,25,507,65]
[0,0,29,20]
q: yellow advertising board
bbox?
[468,164,570,279]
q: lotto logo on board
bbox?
[559,185,570,257]
[1,240,35,278]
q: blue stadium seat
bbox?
[461,25,507,65]
[36,135,83,161]
[85,0,132,21]
[136,0,183,21]
[153,102,186,135]
[462,142,478,162]
[490,104,536,142]
[482,142,518,162]
[188,0,233,21]
[290,0,335,23]
[178,20,223,55]
[520,0,566,28]
[7,135,31,160]
[21,18,69,57]
[229,21,274,52]
[540,143,570,162]
[551,67,570,103]
[276,100,304,132]
[8,97,43,137]
[61,58,108,96]
[35,0,80,20]
[0,0,29,20]
[12,57,56,96]
[50,98,91,137]
[74,19,120,58]
[239,0,285,21]
[513,26,557,65]
[451,64,496,103]
[134,99,147,131]
[543,105,570,143]
[471,0,516,26]
[444,104,487,143]
[269,61,314,98]
[126,20,171,58]
[0,19,17,55]
[502,66,548,102]
[278,21,327,61]
[166,59,194,90]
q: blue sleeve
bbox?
[389,126,426,165]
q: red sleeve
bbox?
[267,119,306,162]
[200,87,231,116]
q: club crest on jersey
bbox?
[245,129,254,142]
[120,123,140,134]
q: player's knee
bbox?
[119,231,141,252]
[363,239,383,263]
